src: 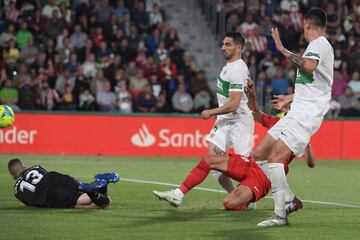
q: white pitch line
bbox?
[122,177,360,209]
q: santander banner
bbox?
[0,113,359,159]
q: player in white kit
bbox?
[201,32,254,196]
[254,8,334,227]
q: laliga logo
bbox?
[131,124,156,147]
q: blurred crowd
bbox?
[1,0,360,118]
[0,0,215,113]
[212,0,360,117]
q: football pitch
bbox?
[0,154,359,240]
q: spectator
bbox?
[133,1,149,33]
[332,71,348,98]
[55,69,76,95]
[226,14,239,32]
[56,28,70,51]
[194,88,212,113]
[93,0,114,24]
[29,9,46,43]
[14,63,31,87]
[169,40,184,67]
[44,38,58,62]
[339,87,360,117]
[116,80,132,113]
[59,2,71,24]
[45,9,66,39]
[154,41,168,64]
[0,24,16,48]
[70,24,88,51]
[91,69,107,95]
[271,67,289,95]
[247,27,267,56]
[135,84,157,113]
[82,53,98,78]
[238,14,258,36]
[79,88,96,111]
[114,0,129,19]
[17,81,37,110]
[159,56,176,82]
[38,80,61,110]
[5,1,20,23]
[21,38,39,65]
[129,69,148,91]
[172,83,193,113]
[349,71,360,100]
[3,39,20,69]
[117,38,136,64]
[147,28,160,54]
[149,3,163,26]
[328,96,341,119]
[96,79,117,112]
[64,52,80,74]
[190,70,212,98]
[16,22,33,50]
[164,28,179,49]
[149,74,162,97]
[104,55,123,86]
[60,84,76,111]
[0,79,20,111]
[58,37,73,63]
[156,91,169,112]
[42,0,61,19]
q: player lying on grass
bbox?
[8,158,120,209]
[153,81,315,212]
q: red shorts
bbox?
[225,154,271,202]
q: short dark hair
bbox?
[8,158,22,176]
[225,32,246,47]
[304,8,327,28]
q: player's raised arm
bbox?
[271,28,318,73]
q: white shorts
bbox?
[206,115,254,157]
[268,112,323,156]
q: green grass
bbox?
[0,155,360,240]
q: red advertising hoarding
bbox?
[0,113,359,159]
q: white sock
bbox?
[256,160,269,176]
[174,188,184,198]
[268,163,288,218]
[285,187,295,202]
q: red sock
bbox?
[179,159,211,195]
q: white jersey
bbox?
[216,59,252,120]
[291,36,334,117]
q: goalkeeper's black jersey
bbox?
[14,165,50,207]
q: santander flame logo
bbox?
[131,124,156,147]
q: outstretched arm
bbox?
[271,28,318,73]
